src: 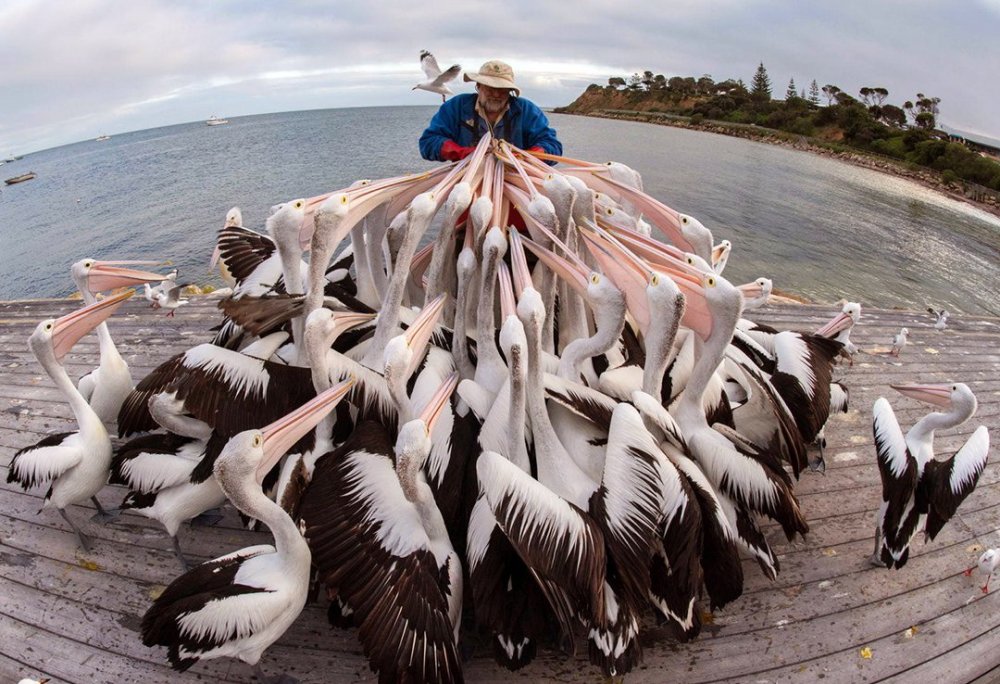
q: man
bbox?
[419,59,563,162]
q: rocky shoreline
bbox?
[560,109,1000,221]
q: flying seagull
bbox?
[413,50,461,102]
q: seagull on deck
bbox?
[965,548,1000,593]
[890,327,908,356]
[927,307,948,331]
[414,50,461,102]
[153,280,190,317]
[144,271,177,307]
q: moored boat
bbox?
[5,171,36,185]
[206,115,229,126]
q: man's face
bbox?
[477,84,509,115]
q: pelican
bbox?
[414,50,461,101]
[872,382,990,568]
[141,381,352,678]
[738,277,772,310]
[302,376,465,683]
[7,291,134,550]
[70,258,166,426]
[965,548,999,593]
[815,301,861,363]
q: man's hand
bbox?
[440,140,475,161]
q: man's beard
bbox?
[480,96,507,114]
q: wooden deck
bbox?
[1,296,998,683]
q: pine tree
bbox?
[785,77,797,100]
[751,62,772,101]
[808,79,820,105]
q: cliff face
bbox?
[557,86,688,114]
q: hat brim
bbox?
[464,72,520,96]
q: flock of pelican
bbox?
[7,134,991,683]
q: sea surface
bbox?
[2,106,998,315]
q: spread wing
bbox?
[924,426,990,541]
[432,64,462,86]
[419,50,443,79]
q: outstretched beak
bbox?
[87,261,166,293]
[498,261,516,319]
[580,229,652,331]
[508,228,533,297]
[890,383,953,409]
[257,379,353,481]
[420,371,459,432]
[52,290,134,361]
[519,233,590,297]
[403,293,447,378]
[814,311,853,337]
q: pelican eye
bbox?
[682,216,689,224]
[294,200,304,209]
[706,276,717,287]
[606,208,614,215]
[650,273,660,286]
[590,273,601,285]
[252,434,262,448]
[686,256,695,265]
[44,322,53,331]
[339,195,348,205]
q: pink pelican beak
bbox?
[524,149,601,167]
[508,228,533,298]
[814,310,854,337]
[519,233,591,298]
[402,293,447,378]
[889,383,954,409]
[737,280,766,302]
[580,228,653,332]
[86,261,166,293]
[257,379,353,482]
[498,261,516,319]
[420,371,459,432]
[51,290,134,362]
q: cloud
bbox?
[1,0,997,153]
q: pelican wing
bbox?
[477,450,607,620]
[111,433,204,492]
[544,373,616,428]
[216,226,276,286]
[665,447,744,610]
[7,432,80,489]
[629,389,685,449]
[924,426,990,541]
[591,404,665,607]
[301,431,462,684]
[172,345,315,439]
[872,397,917,549]
[117,353,186,437]
[141,545,275,671]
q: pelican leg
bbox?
[869,527,887,567]
[253,662,299,684]
[90,496,120,523]
[171,536,190,572]
[60,508,93,552]
[982,576,991,594]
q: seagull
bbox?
[965,548,999,593]
[154,279,190,317]
[890,327,908,356]
[413,50,461,102]
[927,307,948,331]
[144,270,177,307]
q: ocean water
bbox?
[2,106,998,315]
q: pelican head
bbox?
[72,258,165,295]
[30,290,134,364]
[890,382,977,420]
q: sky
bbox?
[3,0,999,155]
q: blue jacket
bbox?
[419,93,563,161]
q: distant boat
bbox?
[5,172,36,185]
[206,115,229,126]
[4,155,23,162]
[95,134,111,142]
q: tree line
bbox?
[591,63,998,190]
